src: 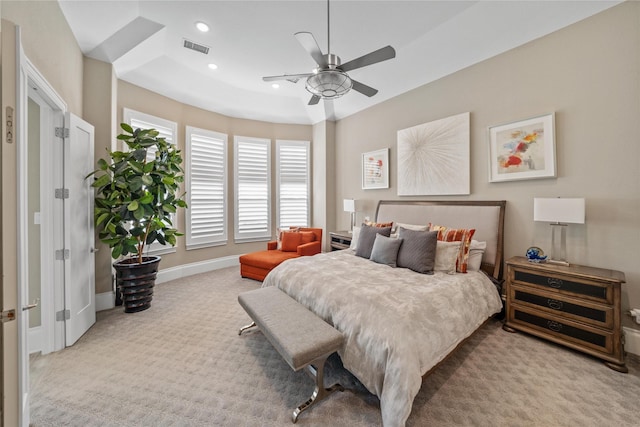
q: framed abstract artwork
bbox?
[397,112,470,196]
[488,113,556,182]
[362,148,389,189]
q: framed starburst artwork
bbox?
[488,113,556,182]
[397,112,470,196]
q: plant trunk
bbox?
[113,256,161,313]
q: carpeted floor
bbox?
[30,266,640,426]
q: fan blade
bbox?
[308,95,321,105]
[339,45,396,72]
[295,32,327,67]
[351,80,378,97]
[262,73,313,83]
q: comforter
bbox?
[262,249,502,427]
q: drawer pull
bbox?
[547,320,563,332]
[547,299,564,310]
[547,278,563,288]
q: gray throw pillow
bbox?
[396,228,438,274]
[355,224,392,259]
[369,234,403,267]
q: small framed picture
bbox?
[362,148,389,189]
[488,113,556,182]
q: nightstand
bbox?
[503,256,627,372]
[329,231,352,251]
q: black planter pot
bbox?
[113,256,161,313]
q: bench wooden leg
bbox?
[238,321,256,335]
[292,354,344,423]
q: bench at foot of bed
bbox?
[238,286,345,423]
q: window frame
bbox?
[276,139,311,229]
[185,126,228,250]
[233,136,272,243]
[122,108,178,256]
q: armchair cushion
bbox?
[281,232,302,252]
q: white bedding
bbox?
[262,249,502,427]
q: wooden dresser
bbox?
[503,256,627,372]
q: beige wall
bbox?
[3,0,84,116]
[334,3,640,319]
[113,81,314,280]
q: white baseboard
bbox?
[29,326,42,354]
[96,255,240,311]
[624,326,640,356]
[155,255,240,284]
[96,291,115,312]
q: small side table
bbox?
[329,231,352,251]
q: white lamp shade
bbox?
[343,199,355,213]
[534,198,585,224]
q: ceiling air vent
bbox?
[183,39,210,55]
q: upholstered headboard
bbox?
[375,200,506,279]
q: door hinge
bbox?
[55,249,70,260]
[55,127,69,138]
[55,188,69,199]
[1,309,16,323]
[56,309,70,321]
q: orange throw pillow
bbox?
[299,231,316,244]
[281,231,302,252]
[429,224,476,273]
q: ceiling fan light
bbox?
[305,70,352,99]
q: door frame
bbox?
[22,50,67,355]
[16,27,67,426]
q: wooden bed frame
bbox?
[375,200,506,280]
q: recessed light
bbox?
[208,63,218,70]
[272,83,280,89]
[195,21,209,32]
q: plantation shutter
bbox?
[123,108,178,255]
[276,140,310,228]
[186,127,227,249]
[234,137,271,242]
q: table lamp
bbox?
[343,199,356,233]
[533,197,585,266]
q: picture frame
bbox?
[488,113,556,183]
[362,148,389,190]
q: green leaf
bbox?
[91,174,111,188]
[133,205,145,220]
[161,176,174,186]
[139,192,154,204]
[120,123,133,134]
[141,175,153,186]
[127,200,139,211]
[97,158,109,171]
[162,204,176,213]
[111,244,123,259]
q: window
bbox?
[123,108,178,255]
[185,126,227,249]
[234,136,271,242]
[276,140,310,228]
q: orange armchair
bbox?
[239,228,323,281]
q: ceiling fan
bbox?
[262,0,396,105]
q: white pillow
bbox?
[467,240,487,272]
[392,222,428,233]
[349,226,361,250]
[434,241,461,274]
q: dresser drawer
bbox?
[510,284,613,329]
[512,269,611,303]
[508,304,613,356]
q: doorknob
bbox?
[23,298,40,311]
[90,247,99,253]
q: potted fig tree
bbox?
[89,123,187,313]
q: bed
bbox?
[262,200,506,427]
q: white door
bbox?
[64,113,96,346]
